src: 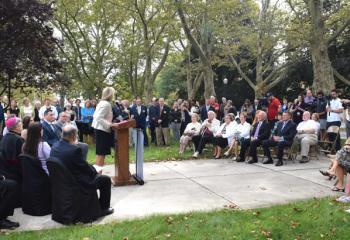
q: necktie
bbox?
[50,123,55,132]
[282,121,287,131]
[254,122,261,138]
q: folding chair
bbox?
[319,126,340,155]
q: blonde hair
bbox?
[101,87,116,102]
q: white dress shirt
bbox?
[327,98,343,122]
[297,119,318,135]
[201,118,221,135]
[236,121,251,139]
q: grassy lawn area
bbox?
[2,198,350,239]
[86,142,214,165]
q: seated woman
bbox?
[179,113,201,154]
[21,116,34,140]
[224,112,251,159]
[192,111,221,158]
[22,122,51,175]
[213,114,237,159]
[319,137,350,192]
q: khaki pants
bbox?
[156,127,170,146]
[294,134,318,157]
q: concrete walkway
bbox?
[12,157,341,231]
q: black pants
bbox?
[192,134,215,154]
[149,122,156,144]
[240,139,264,162]
[0,179,21,220]
[94,175,111,210]
[262,140,291,161]
[326,121,341,151]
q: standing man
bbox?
[39,98,58,120]
[314,90,327,140]
[304,89,315,112]
[200,99,215,122]
[266,92,281,131]
[42,109,60,147]
[74,99,83,141]
[220,97,227,120]
[262,112,297,166]
[155,98,171,146]
[148,97,158,145]
[130,96,148,147]
[326,89,343,151]
[54,99,62,116]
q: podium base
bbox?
[112,176,138,186]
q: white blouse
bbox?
[201,118,221,135]
[183,122,201,136]
[236,121,251,139]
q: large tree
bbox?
[53,0,126,98]
[0,0,63,100]
[287,0,350,92]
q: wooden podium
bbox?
[112,119,137,186]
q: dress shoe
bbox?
[275,160,283,166]
[263,158,273,164]
[236,157,244,162]
[0,219,20,229]
[299,156,309,163]
[247,159,257,164]
[100,207,114,217]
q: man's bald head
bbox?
[62,124,78,143]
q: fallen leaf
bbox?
[293,207,302,213]
[259,187,267,191]
[253,211,260,216]
[165,233,172,238]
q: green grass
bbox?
[86,142,214,165]
[2,198,350,239]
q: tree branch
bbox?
[327,17,350,44]
[175,0,209,65]
[227,54,256,91]
[334,67,350,85]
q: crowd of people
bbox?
[0,87,350,229]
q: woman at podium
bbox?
[92,87,116,166]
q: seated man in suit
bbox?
[42,109,60,147]
[262,112,297,166]
[130,96,148,147]
[240,111,270,163]
[0,177,20,229]
[55,112,88,161]
[50,124,113,217]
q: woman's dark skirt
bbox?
[95,129,114,156]
[214,137,228,149]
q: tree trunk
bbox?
[310,41,335,93]
[203,66,215,99]
[309,0,335,94]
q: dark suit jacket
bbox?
[155,105,171,128]
[251,120,270,141]
[200,105,215,122]
[148,105,158,126]
[130,105,147,129]
[274,120,297,143]
[0,132,24,183]
[42,121,60,147]
[50,140,97,189]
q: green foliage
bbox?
[3,198,350,239]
